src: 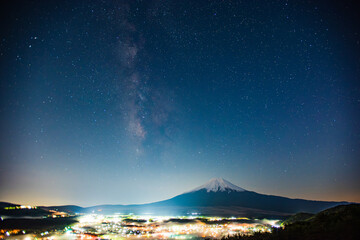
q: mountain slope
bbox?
[2,178,350,217]
[145,178,347,214]
[150,189,347,214]
[223,204,360,240]
[86,178,348,216]
[41,205,85,214]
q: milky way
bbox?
[0,0,359,205]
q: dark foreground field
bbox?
[0,217,78,232]
[222,204,360,240]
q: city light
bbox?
[0,214,281,239]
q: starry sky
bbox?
[1,0,359,206]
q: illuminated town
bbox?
[1,213,281,240]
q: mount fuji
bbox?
[186,178,246,193]
[140,178,348,216]
[38,178,349,217]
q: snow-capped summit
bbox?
[188,178,246,193]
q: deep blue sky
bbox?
[1,0,359,206]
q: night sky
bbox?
[1,0,359,206]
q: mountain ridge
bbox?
[0,178,352,217]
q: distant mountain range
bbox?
[0,178,351,218]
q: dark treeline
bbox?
[0,217,78,231]
[221,204,360,240]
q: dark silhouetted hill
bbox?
[222,204,360,240]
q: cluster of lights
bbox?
[4,205,37,210]
[69,214,277,239]
[0,214,280,239]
